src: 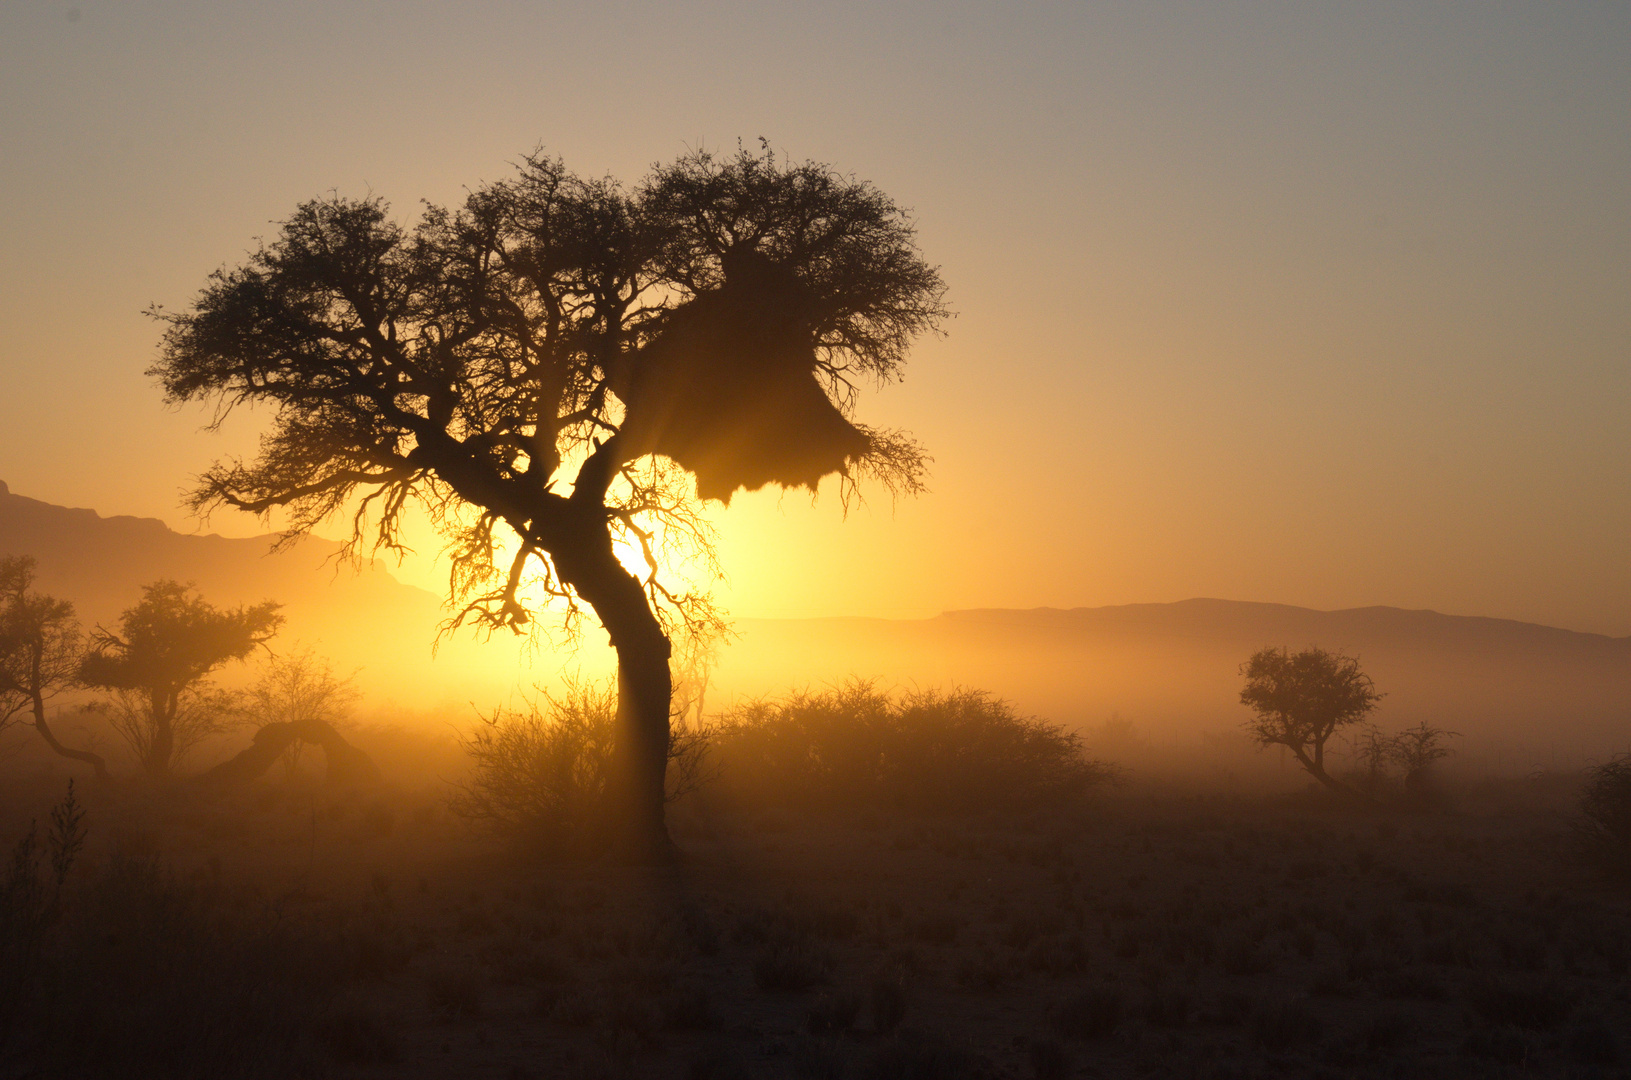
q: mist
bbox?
[4,3,1630,1073]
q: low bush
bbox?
[707,682,1116,814]
[449,678,709,854]
[1576,754,1631,879]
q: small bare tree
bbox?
[1350,724,1397,793]
[1239,646,1383,796]
[669,625,725,732]
[1347,720,1458,798]
[1389,721,1458,792]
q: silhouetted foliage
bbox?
[79,580,281,778]
[0,556,107,778]
[707,682,1116,814]
[1240,646,1382,796]
[450,678,709,856]
[1576,753,1631,878]
[149,144,947,858]
[0,782,86,967]
[1347,721,1458,800]
[245,646,359,778]
[1350,724,1397,792]
[1391,721,1458,787]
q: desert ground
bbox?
[3,734,1628,1080]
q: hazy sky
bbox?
[3,1,1628,633]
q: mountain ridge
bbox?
[5,480,1628,759]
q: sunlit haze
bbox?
[6,9,1631,1071]
[3,1,1627,633]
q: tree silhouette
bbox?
[1239,646,1382,796]
[80,581,282,778]
[245,646,360,779]
[0,556,107,779]
[148,145,946,857]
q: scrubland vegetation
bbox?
[4,681,1631,1080]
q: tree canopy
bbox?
[80,580,282,777]
[1239,645,1383,795]
[150,146,945,639]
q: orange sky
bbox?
[2,2,1628,634]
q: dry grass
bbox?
[449,679,709,855]
[2,728,1630,1079]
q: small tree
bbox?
[0,556,107,779]
[1239,646,1382,796]
[80,581,281,778]
[1346,720,1458,800]
[1390,721,1458,794]
[1349,724,1397,793]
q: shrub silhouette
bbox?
[453,680,1110,848]
[451,678,709,855]
[707,682,1115,814]
[1575,753,1631,878]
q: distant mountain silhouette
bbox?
[6,480,1627,762]
[0,479,531,706]
[720,601,1631,763]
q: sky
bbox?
[2,1,1628,634]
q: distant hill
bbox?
[6,479,1628,766]
[0,479,533,708]
[718,601,1631,765]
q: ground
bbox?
[4,758,1626,1080]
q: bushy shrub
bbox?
[1345,722,1458,800]
[1575,754,1631,878]
[707,682,1116,814]
[449,678,709,853]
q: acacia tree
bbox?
[80,580,282,778]
[1239,646,1382,796]
[0,555,108,779]
[148,146,947,857]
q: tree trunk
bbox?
[147,690,175,779]
[1292,743,1364,799]
[30,690,108,781]
[194,718,379,790]
[549,521,675,863]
